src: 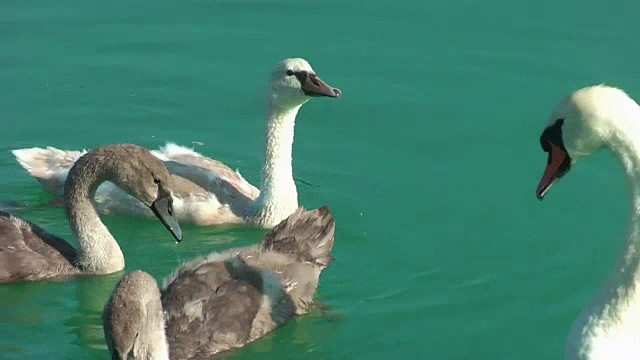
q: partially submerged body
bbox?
[104,206,335,359]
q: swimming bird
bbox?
[0,144,182,284]
[103,206,335,359]
[536,85,640,359]
[12,58,341,229]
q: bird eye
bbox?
[286,70,294,76]
[154,177,161,184]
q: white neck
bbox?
[568,110,640,359]
[250,101,301,227]
[65,163,124,274]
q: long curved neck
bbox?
[612,124,640,280]
[571,113,640,354]
[64,154,124,274]
[251,101,301,225]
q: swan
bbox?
[12,58,341,229]
[103,206,335,360]
[0,144,182,284]
[536,85,640,359]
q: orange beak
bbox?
[536,142,571,200]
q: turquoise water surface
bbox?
[2,0,640,358]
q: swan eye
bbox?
[154,177,161,185]
[286,70,294,76]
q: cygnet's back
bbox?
[161,206,335,359]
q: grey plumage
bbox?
[261,205,335,267]
[0,144,182,284]
[0,211,79,283]
[104,206,336,360]
[104,271,169,360]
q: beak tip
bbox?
[536,182,551,201]
[171,225,183,242]
[333,88,342,98]
[150,196,183,243]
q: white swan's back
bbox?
[151,143,259,202]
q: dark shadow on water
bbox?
[309,300,344,323]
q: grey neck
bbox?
[64,153,124,274]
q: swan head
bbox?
[536,85,637,200]
[268,58,341,109]
[96,144,183,241]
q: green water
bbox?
[1,0,639,358]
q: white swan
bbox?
[12,58,341,229]
[103,206,335,359]
[537,85,640,359]
[0,144,182,284]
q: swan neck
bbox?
[608,124,640,279]
[567,120,640,357]
[611,121,640,205]
[64,155,124,274]
[255,102,300,211]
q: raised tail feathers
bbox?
[261,206,336,267]
[12,147,86,195]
